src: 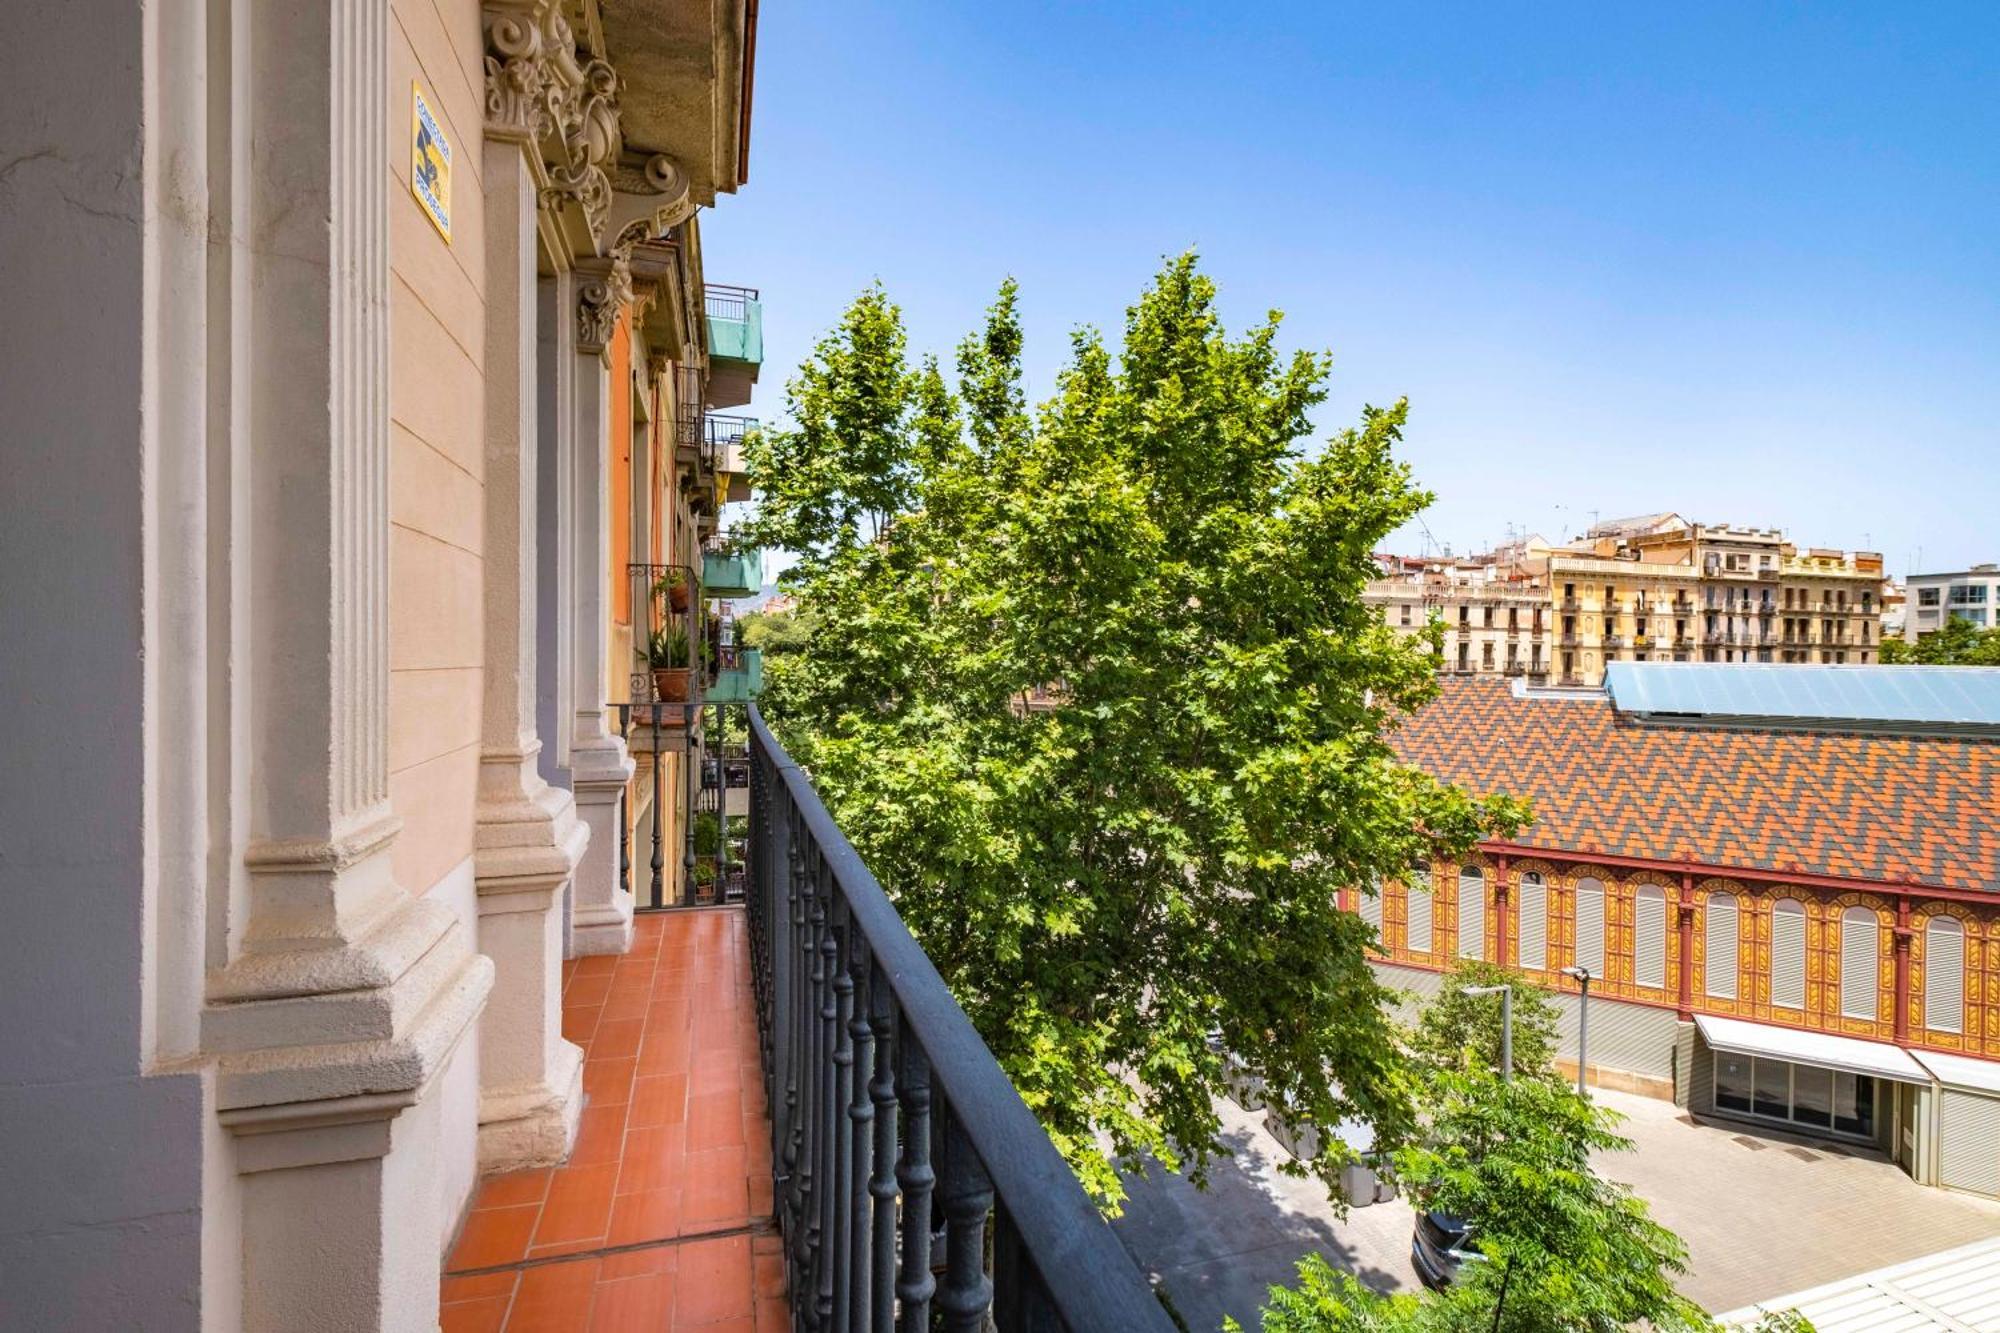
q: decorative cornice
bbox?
[484,1,625,246]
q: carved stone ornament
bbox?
[484,2,624,244]
[577,260,632,353]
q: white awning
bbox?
[1914,1049,2000,1096]
[1694,1014,1930,1084]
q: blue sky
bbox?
[702,3,1999,575]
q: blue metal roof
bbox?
[1604,663,2000,735]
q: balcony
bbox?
[707,415,758,503]
[705,284,763,409]
[706,644,764,704]
[703,548,763,600]
[444,713,1168,1330]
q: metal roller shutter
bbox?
[1705,895,1738,999]
[1407,877,1433,954]
[1939,1090,2000,1198]
[1926,919,1965,1034]
[1841,909,1879,1021]
[1359,884,1383,933]
[1518,875,1547,972]
[1457,871,1484,961]
[1635,887,1667,990]
[1575,879,1605,977]
[1772,901,1806,1011]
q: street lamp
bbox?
[1459,983,1513,1081]
[1560,966,1593,1096]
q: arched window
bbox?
[1457,868,1485,961]
[1517,872,1547,971]
[1772,898,1807,1010]
[1926,916,1965,1034]
[1406,868,1433,955]
[1635,885,1667,990]
[1574,877,1606,978]
[1705,892,1739,999]
[1840,907,1880,1021]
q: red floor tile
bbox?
[443,907,786,1330]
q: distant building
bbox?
[1400,514,1886,686]
[1365,551,1554,682]
[1356,664,2000,1200]
[1904,564,2000,642]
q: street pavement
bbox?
[1113,1087,2000,1332]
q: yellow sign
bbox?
[410,81,452,242]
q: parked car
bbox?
[1411,1209,1484,1289]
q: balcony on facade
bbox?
[705,284,764,409]
[702,544,763,600]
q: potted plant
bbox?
[653,568,690,613]
[647,624,692,702]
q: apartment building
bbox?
[1,6,1173,1329]
[1354,666,2000,1200]
[1366,555,1555,681]
[1508,514,1885,686]
[0,2,771,1325]
[1905,565,2000,640]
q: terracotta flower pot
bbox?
[652,667,693,702]
[666,582,690,613]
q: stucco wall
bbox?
[0,4,207,1323]
[388,0,488,900]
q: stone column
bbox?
[474,29,589,1167]
[199,3,489,1327]
[568,258,637,953]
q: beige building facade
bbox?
[1411,514,1890,686]
[0,1,760,1326]
[1366,558,1555,681]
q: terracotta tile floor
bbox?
[442,908,788,1331]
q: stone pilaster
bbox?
[474,31,590,1166]
[198,2,488,1326]
[568,256,637,954]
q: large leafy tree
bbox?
[1879,616,2000,665]
[1243,1070,1724,1333]
[1406,959,1562,1082]
[742,257,1526,1206]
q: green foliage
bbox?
[692,810,721,857]
[647,624,690,669]
[1880,616,2000,664]
[743,254,1527,1209]
[738,607,814,655]
[1406,959,1562,1081]
[1402,1069,1707,1332]
[1236,1252,1810,1333]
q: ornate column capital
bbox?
[575,255,631,356]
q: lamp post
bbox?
[1459,984,1514,1081]
[1561,965,1593,1096]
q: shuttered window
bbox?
[1705,893,1739,999]
[1359,879,1383,934]
[1407,869,1433,955]
[1518,873,1547,971]
[1575,877,1606,978]
[1635,886,1667,990]
[1840,908,1879,1021]
[1926,917,1965,1034]
[1772,899,1807,1010]
[1457,869,1484,961]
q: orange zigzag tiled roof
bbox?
[1388,677,2000,895]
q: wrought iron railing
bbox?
[613,702,698,909]
[705,282,760,323]
[744,705,1174,1331]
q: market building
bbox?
[1356,664,2000,1200]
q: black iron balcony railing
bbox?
[613,701,700,910]
[705,282,760,323]
[745,706,1174,1332]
